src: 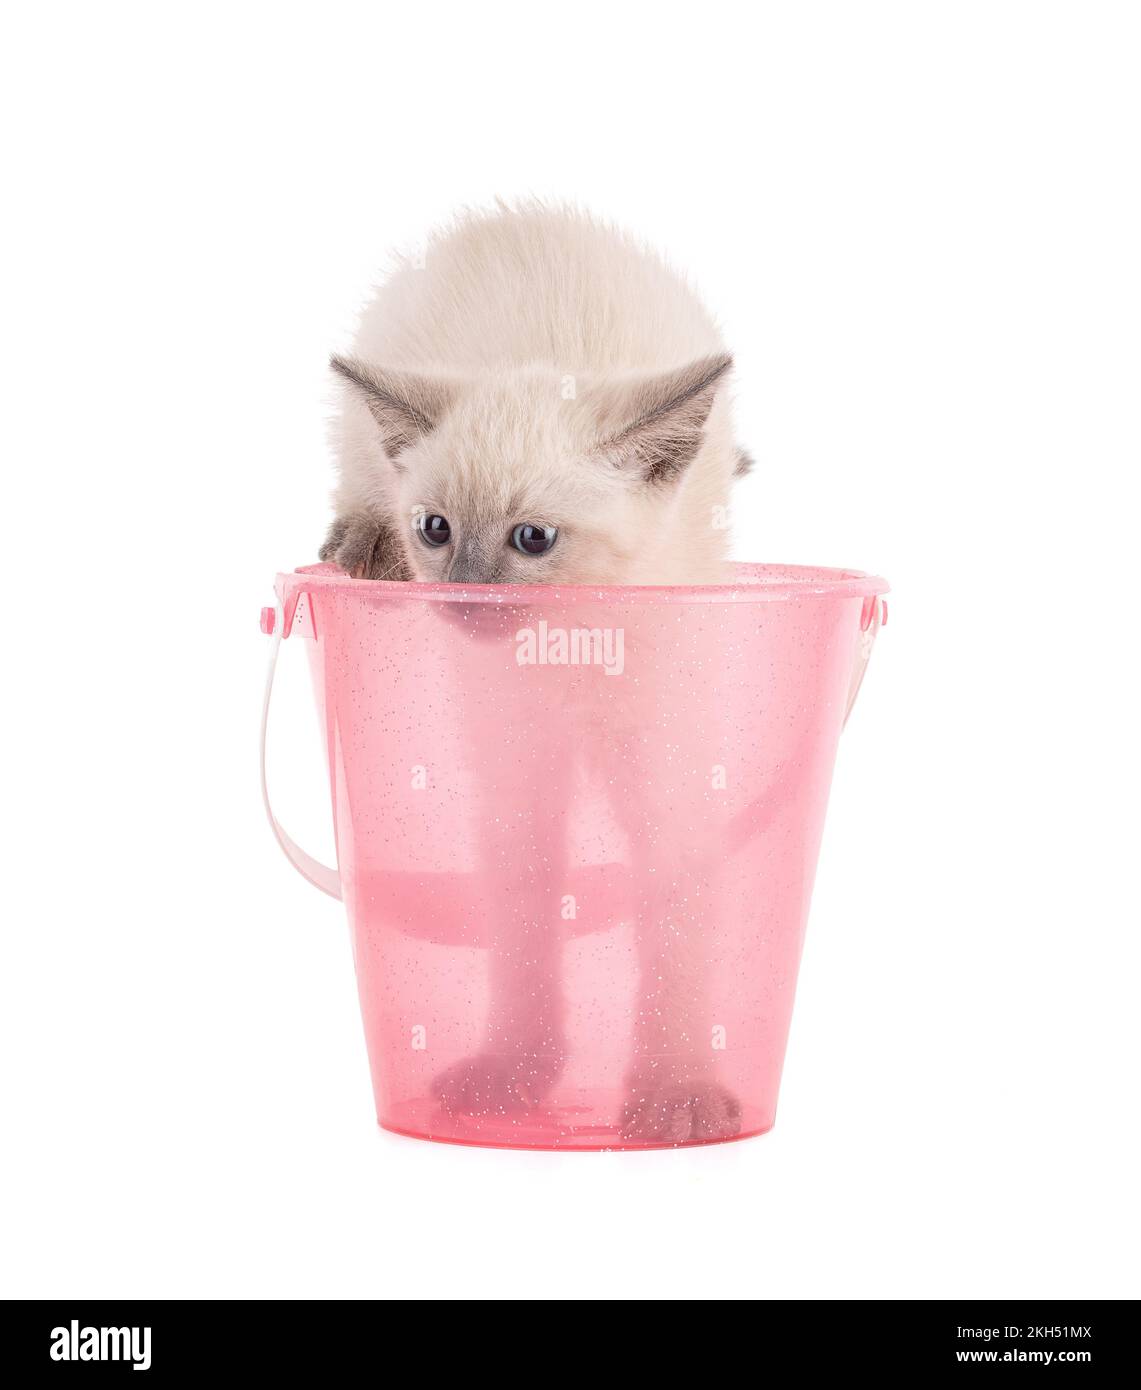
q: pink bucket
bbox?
[261,563,888,1149]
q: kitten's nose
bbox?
[446,539,501,585]
[438,540,515,641]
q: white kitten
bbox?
[325,204,751,1142]
[322,202,749,583]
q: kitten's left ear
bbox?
[331,354,456,465]
[590,353,733,483]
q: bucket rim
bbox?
[276,561,889,608]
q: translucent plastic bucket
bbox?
[261,563,888,1149]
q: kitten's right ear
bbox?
[588,353,734,484]
[330,355,455,464]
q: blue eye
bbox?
[417,514,451,547]
[511,523,558,555]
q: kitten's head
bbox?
[330,353,735,585]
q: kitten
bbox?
[323,203,751,1142]
[321,202,750,585]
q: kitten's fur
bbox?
[324,204,750,1142]
[322,203,747,585]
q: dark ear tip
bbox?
[683,352,733,400]
[330,353,376,395]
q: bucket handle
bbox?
[259,606,342,900]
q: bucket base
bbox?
[378,1093,774,1152]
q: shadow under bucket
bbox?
[261,563,889,1150]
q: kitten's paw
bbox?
[430,1052,564,1117]
[319,513,411,581]
[620,1077,742,1145]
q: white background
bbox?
[3,2,1138,1300]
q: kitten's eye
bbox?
[416,514,451,547]
[511,523,558,556]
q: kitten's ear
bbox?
[590,353,733,483]
[331,355,456,463]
